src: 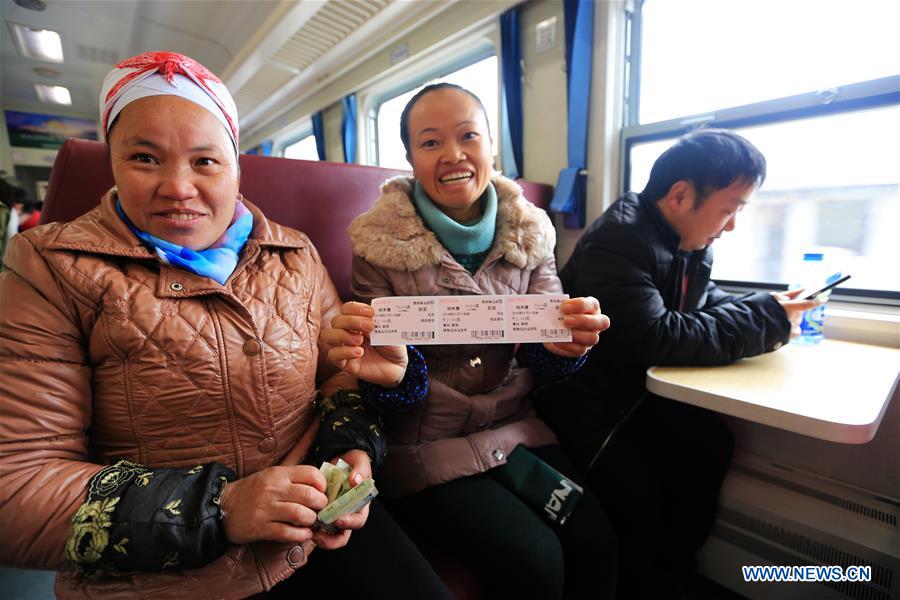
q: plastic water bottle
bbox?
[795,252,826,345]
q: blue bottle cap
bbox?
[803,252,824,261]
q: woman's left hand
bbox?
[544,296,610,358]
[312,449,373,549]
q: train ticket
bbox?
[370,294,572,345]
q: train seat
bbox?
[41,138,553,301]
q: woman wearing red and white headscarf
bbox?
[0,51,449,599]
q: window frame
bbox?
[622,0,900,303]
[274,117,317,160]
[361,39,498,168]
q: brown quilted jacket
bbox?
[0,191,341,598]
[348,176,560,498]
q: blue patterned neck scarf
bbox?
[116,199,253,285]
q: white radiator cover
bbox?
[699,452,899,600]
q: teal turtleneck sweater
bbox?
[413,180,497,273]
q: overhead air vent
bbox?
[33,66,61,78]
[76,44,119,65]
[271,0,390,70]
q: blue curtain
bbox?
[341,94,357,163]
[311,111,326,161]
[550,0,595,229]
[245,141,273,156]
[500,8,523,179]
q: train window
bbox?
[624,0,900,298]
[373,55,499,170]
[282,134,319,161]
[635,0,899,125]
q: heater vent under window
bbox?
[735,463,897,527]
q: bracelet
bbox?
[213,475,229,520]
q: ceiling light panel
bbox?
[35,84,72,105]
[9,22,64,63]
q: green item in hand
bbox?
[316,478,379,534]
[320,459,351,502]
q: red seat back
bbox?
[42,138,554,299]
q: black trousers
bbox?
[386,445,618,600]
[541,391,734,600]
[268,499,451,599]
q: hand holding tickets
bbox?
[542,295,610,358]
[323,302,409,388]
[370,294,609,357]
[323,295,610,387]
[370,294,580,346]
[316,459,379,534]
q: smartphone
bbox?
[803,273,852,300]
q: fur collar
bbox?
[348,175,555,272]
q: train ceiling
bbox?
[0,0,457,139]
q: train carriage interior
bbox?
[0,0,897,599]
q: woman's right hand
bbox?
[219,465,328,545]
[321,301,408,387]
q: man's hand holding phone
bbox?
[771,272,851,339]
[771,288,822,339]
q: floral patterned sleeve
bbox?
[311,389,388,469]
[66,460,234,574]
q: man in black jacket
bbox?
[537,129,818,598]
